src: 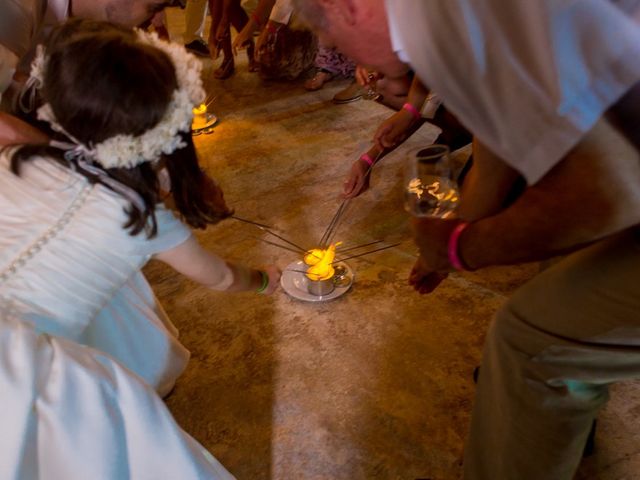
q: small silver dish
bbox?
[307,276,335,296]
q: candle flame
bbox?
[193,103,207,115]
[305,242,341,281]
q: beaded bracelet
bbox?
[447,222,470,271]
[402,102,422,121]
[256,270,269,293]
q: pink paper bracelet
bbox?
[360,153,375,166]
[402,102,422,121]
[251,12,262,27]
[448,222,470,271]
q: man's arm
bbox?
[457,139,522,221]
[459,120,640,269]
[0,112,48,145]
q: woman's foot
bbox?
[304,70,334,91]
[214,56,235,79]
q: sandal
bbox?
[214,56,235,80]
[304,70,334,91]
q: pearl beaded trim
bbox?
[0,184,92,284]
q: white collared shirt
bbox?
[385,0,640,185]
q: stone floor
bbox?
[144,9,640,480]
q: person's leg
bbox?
[207,0,234,78]
[214,34,234,78]
[184,0,209,56]
[227,0,255,71]
[207,0,222,58]
[306,45,355,91]
[228,0,248,32]
[464,229,640,480]
[184,0,208,43]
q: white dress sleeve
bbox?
[127,204,193,256]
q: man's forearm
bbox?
[0,112,48,146]
[458,139,522,221]
[459,121,640,269]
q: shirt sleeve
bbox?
[388,0,640,184]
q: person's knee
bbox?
[486,297,542,361]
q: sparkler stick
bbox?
[232,216,309,253]
[336,240,384,253]
[319,200,349,248]
[261,228,309,253]
[286,269,311,275]
[255,237,303,255]
[332,242,401,264]
[231,215,274,230]
[285,243,402,275]
[318,150,383,248]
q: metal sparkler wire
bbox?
[335,240,384,254]
[232,216,309,253]
[318,150,383,248]
[283,242,403,275]
[332,242,401,264]
[232,215,274,230]
[254,237,303,255]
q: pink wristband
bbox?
[251,12,262,27]
[447,222,470,271]
[402,102,422,121]
[360,153,375,166]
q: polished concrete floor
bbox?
[144,10,640,480]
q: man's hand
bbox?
[411,217,459,273]
[409,257,448,294]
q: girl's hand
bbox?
[260,265,281,295]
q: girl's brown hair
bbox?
[10,18,231,237]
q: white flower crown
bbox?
[32,30,205,169]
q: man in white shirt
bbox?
[0,0,185,142]
[294,0,640,478]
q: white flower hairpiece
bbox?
[34,30,205,169]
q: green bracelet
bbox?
[256,270,269,293]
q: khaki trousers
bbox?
[464,229,640,479]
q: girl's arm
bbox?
[155,235,280,294]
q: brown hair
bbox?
[10,18,231,237]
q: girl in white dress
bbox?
[0,18,279,479]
